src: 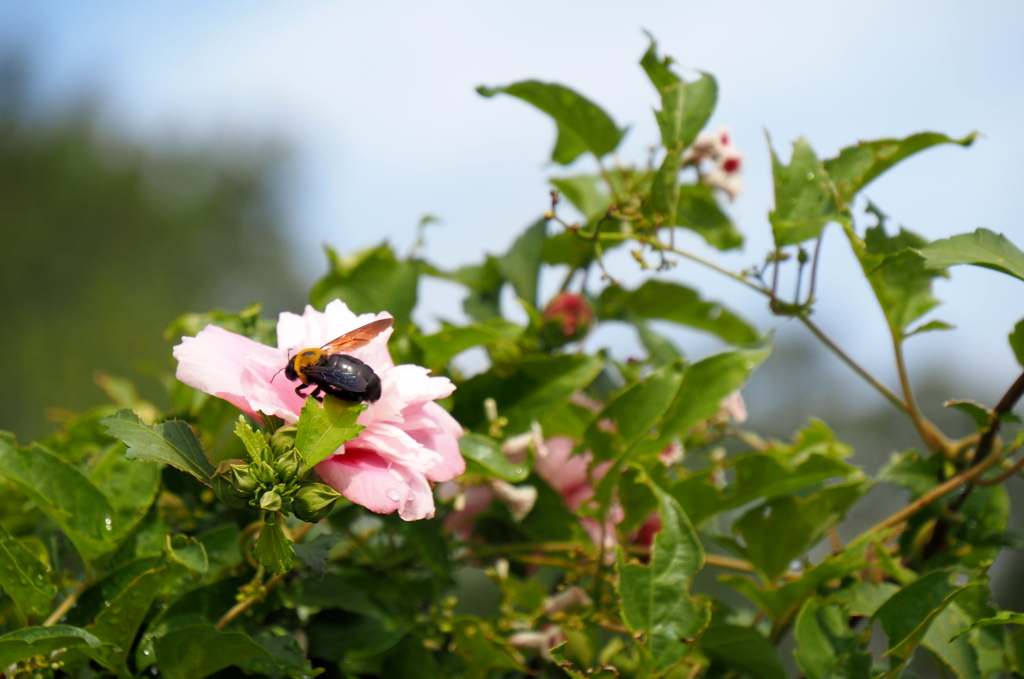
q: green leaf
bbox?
[0,524,55,618]
[102,410,216,485]
[874,570,982,659]
[1010,319,1024,368]
[550,175,612,222]
[794,598,872,679]
[293,533,341,577]
[460,434,529,482]
[734,481,868,583]
[636,322,684,367]
[699,625,788,679]
[921,227,1024,283]
[585,360,687,462]
[599,280,760,345]
[452,354,605,434]
[723,544,870,621]
[675,184,743,250]
[198,524,242,579]
[254,520,294,574]
[0,433,119,561]
[0,625,107,669]
[905,319,955,338]
[84,564,168,670]
[640,36,717,149]
[233,417,269,461]
[829,581,901,617]
[414,320,522,372]
[769,135,844,247]
[675,420,861,525]
[294,397,366,468]
[310,243,419,327]
[847,215,946,335]
[499,218,547,308]
[619,482,709,670]
[478,81,625,164]
[154,624,278,679]
[650,149,682,225]
[89,441,162,541]
[923,600,982,679]
[951,610,1024,641]
[166,536,210,575]
[642,348,769,459]
[945,399,994,430]
[824,132,977,204]
[448,617,526,678]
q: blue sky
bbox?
[3,0,1023,408]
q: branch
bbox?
[43,582,87,627]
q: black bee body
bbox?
[287,351,382,403]
[279,318,393,405]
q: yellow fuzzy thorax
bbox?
[290,348,326,383]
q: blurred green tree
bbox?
[0,56,304,440]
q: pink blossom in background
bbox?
[173,300,464,520]
[683,125,745,201]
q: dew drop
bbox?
[806,172,815,180]
[386,489,401,502]
[103,516,113,531]
[514,468,523,476]
[142,649,152,657]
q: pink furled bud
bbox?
[659,440,684,466]
[704,168,744,202]
[489,479,538,521]
[541,293,594,345]
[719,391,747,423]
[542,586,593,615]
[508,625,567,659]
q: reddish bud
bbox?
[541,293,594,340]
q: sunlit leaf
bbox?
[1010,319,1024,368]
[640,35,717,149]
[0,524,55,618]
[921,227,1024,283]
[460,433,530,482]
[619,482,709,670]
[769,135,843,247]
[311,243,419,327]
[294,396,365,468]
[599,280,760,344]
[499,219,547,309]
[0,433,120,561]
[824,132,977,203]
[676,184,743,250]
[551,175,612,222]
[102,410,216,485]
[794,598,871,679]
[478,81,625,164]
[0,626,107,670]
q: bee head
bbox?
[285,348,326,383]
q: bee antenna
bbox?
[271,349,293,384]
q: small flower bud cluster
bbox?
[683,126,745,201]
[213,420,342,523]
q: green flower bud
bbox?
[270,425,298,455]
[213,473,249,509]
[229,463,260,495]
[292,483,342,523]
[253,461,276,485]
[259,490,283,512]
[274,449,306,484]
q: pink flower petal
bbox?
[316,447,435,520]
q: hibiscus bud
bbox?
[253,461,276,485]
[540,293,594,347]
[270,425,298,455]
[212,460,249,508]
[274,449,305,483]
[259,490,283,512]
[292,483,342,523]
[229,463,260,495]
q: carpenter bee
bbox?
[281,318,393,403]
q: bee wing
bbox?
[302,365,370,393]
[321,317,394,354]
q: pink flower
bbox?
[173,300,464,520]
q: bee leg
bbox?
[309,386,324,403]
[294,384,309,399]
